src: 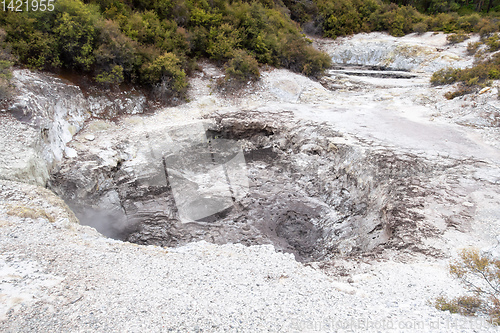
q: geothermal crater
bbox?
[49,110,437,262]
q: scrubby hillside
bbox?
[0,0,499,103]
[289,0,500,37]
[0,0,331,101]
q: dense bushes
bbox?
[390,0,500,13]
[446,31,470,44]
[278,34,331,77]
[435,295,483,316]
[0,0,332,101]
[0,0,190,99]
[296,0,500,38]
[224,49,260,83]
[372,3,423,36]
[315,0,380,38]
[0,0,499,102]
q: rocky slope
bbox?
[0,70,147,186]
[314,32,477,73]
[1,32,500,331]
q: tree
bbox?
[140,51,187,95]
[224,49,260,84]
[53,0,101,70]
[94,19,137,81]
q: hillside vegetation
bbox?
[0,0,499,101]
[292,0,500,38]
[0,0,332,101]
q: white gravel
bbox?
[0,180,497,332]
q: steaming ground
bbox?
[1,32,500,331]
[0,179,497,332]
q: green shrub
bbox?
[282,0,318,24]
[389,5,421,36]
[317,0,380,38]
[435,295,482,316]
[431,52,500,98]
[319,0,362,38]
[434,248,500,325]
[489,68,500,79]
[2,13,60,70]
[457,13,480,32]
[188,24,209,57]
[224,49,260,83]
[95,64,124,86]
[435,295,461,313]
[431,67,459,85]
[190,7,223,28]
[278,34,331,77]
[478,18,498,37]
[52,0,101,70]
[140,51,187,92]
[466,41,481,54]
[368,3,422,37]
[446,32,470,45]
[94,19,137,80]
[485,33,500,52]
[413,21,428,34]
[438,12,459,32]
[206,23,241,61]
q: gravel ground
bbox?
[0,180,497,332]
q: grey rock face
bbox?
[0,70,148,186]
[315,32,475,73]
[87,90,146,119]
[0,115,48,185]
[49,108,451,262]
[8,70,89,167]
[0,70,89,186]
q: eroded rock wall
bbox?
[48,108,451,262]
[315,32,476,73]
[0,70,147,186]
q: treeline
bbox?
[390,0,499,13]
[0,0,331,101]
[286,0,500,38]
[0,0,499,102]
